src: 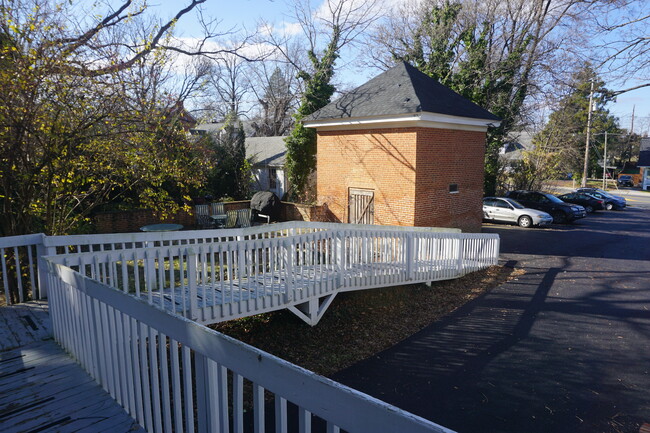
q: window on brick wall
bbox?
[449,183,459,193]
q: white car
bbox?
[483,197,553,228]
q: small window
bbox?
[449,183,459,193]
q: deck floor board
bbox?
[0,302,143,433]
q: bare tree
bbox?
[589,0,650,95]
[249,62,300,136]
[0,0,243,235]
[259,0,382,199]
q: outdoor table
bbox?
[139,223,184,232]
[210,214,227,228]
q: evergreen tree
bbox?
[534,66,620,181]
[284,27,340,201]
[207,112,250,200]
[383,0,582,195]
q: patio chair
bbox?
[210,202,226,228]
[210,202,225,216]
[236,208,252,228]
[194,204,211,228]
[224,210,238,228]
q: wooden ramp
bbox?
[0,303,143,433]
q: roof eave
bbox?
[303,111,500,132]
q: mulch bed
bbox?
[210,264,525,376]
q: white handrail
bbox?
[47,260,455,433]
[43,228,499,325]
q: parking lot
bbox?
[334,196,650,432]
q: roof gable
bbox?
[305,62,500,123]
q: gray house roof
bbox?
[305,62,500,123]
[190,120,256,137]
[501,129,535,162]
[190,123,287,168]
[246,136,286,168]
[638,151,650,167]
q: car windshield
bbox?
[546,194,565,204]
[504,198,525,209]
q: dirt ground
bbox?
[210,264,524,377]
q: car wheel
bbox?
[585,205,594,213]
[605,203,613,211]
[518,215,533,228]
[551,211,567,224]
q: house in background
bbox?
[303,61,500,232]
[246,136,288,199]
[190,124,289,199]
[500,129,535,163]
[189,120,256,137]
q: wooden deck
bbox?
[0,302,143,433]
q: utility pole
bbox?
[602,131,608,190]
[581,80,595,187]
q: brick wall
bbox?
[93,200,331,233]
[93,208,195,233]
[317,128,418,226]
[414,127,486,232]
[93,201,252,233]
[316,126,486,232]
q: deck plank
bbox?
[0,301,52,351]
[0,341,143,433]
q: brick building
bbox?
[303,62,500,232]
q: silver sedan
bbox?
[483,197,553,228]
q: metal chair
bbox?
[224,210,238,228]
[210,202,225,216]
[210,202,226,228]
[194,204,210,228]
[236,208,252,228]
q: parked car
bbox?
[483,197,553,228]
[505,190,587,223]
[556,192,605,213]
[576,187,626,210]
[616,175,634,187]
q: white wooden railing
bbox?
[0,234,46,304]
[0,222,470,306]
[43,226,499,326]
[46,259,455,433]
[3,222,500,433]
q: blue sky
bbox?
[155,0,650,135]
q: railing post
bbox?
[335,231,344,288]
[456,236,464,276]
[187,248,199,321]
[406,233,414,281]
[237,235,247,279]
[37,234,56,300]
[194,353,218,433]
[284,239,294,303]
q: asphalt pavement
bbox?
[332,205,650,433]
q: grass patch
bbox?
[210,264,524,377]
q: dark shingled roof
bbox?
[305,62,500,122]
[638,150,650,167]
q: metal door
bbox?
[348,188,374,224]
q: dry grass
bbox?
[210,265,525,377]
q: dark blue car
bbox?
[576,188,626,210]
